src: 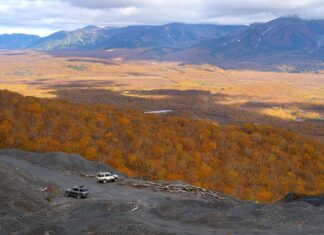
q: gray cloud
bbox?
[62,0,147,9]
[0,0,323,36]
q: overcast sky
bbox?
[0,0,323,36]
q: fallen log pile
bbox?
[80,172,96,178]
[119,181,225,200]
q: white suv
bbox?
[97,172,118,183]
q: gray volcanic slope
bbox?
[0,149,323,235]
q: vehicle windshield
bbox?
[98,174,104,177]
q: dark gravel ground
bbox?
[0,149,323,235]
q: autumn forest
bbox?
[0,90,323,202]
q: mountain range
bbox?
[1,17,324,71]
[174,17,324,71]
[27,23,245,50]
[0,34,40,50]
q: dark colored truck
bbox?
[65,186,89,199]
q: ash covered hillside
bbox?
[0,149,323,235]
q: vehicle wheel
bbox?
[77,194,81,199]
[65,192,69,197]
[103,180,107,184]
[113,178,117,182]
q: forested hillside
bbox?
[0,90,323,202]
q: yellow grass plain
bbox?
[1,50,323,120]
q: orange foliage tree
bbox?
[0,90,323,202]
